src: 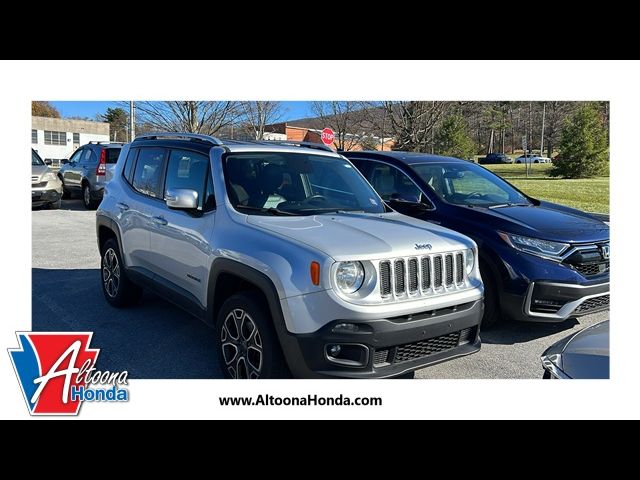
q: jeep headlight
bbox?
[499,232,569,260]
[465,249,475,275]
[335,261,365,294]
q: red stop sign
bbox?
[320,128,335,146]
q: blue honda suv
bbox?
[344,151,609,327]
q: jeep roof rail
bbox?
[257,140,334,152]
[132,132,224,146]
[88,140,123,145]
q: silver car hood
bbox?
[32,164,49,180]
[246,211,473,260]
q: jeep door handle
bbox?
[152,216,168,226]
[116,202,129,211]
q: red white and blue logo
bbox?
[8,332,128,416]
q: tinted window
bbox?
[359,160,421,202]
[132,147,166,198]
[164,149,209,209]
[106,148,121,164]
[123,148,138,183]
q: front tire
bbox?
[216,292,290,379]
[101,238,141,307]
[83,183,99,210]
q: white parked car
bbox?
[515,154,551,164]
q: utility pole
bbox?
[540,102,546,157]
[129,101,135,141]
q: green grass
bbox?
[483,164,609,213]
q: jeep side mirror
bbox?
[166,188,198,210]
[44,159,52,166]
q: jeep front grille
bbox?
[421,257,430,290]
[456,253,464,284]
[394,259,405,294]
[379,251,469,300]
[433,256,442,288]
[380,261,391,296]
[408,258,419,293]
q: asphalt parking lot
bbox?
[32,199,607,379]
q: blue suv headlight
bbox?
[498,232,569,261]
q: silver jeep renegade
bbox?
[96,133,484,378]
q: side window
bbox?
[123,148,138,183]
[361,160,421,202]
[132,147,166,198]
[204,170,216,211]
[164,149,210,210]
[68,149,83,164]
[106,148,121,164]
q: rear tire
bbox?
[216,292,290,379]
[101,238,141,308]
[83,183,99,210]
[479,259,501,329]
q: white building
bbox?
[32,116,110,168]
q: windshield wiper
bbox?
[301,208,367,215]
[489,202,531,209]
[234,205,297,216]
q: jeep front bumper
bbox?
[280,300,483,378]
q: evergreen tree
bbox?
[551,104,609,178]
[435,114,475,159]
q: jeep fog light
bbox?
[335,261,364,294]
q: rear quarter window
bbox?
[106,148,121,164]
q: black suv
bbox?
[344,151,609,328]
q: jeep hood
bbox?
[246,211,473,260]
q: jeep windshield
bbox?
[224,152,386,215]
[412,161,532,208]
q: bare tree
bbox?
[134,101,241,135]
[311,102,365,150]
[382,101,448,152]
[544,101,576,157]
[240,101,284,140]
